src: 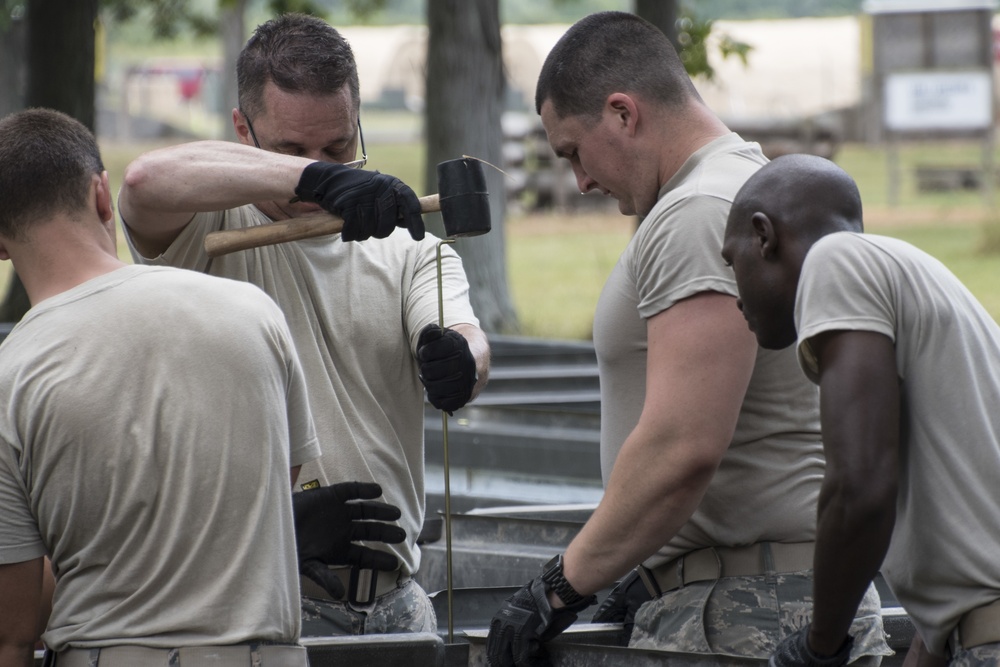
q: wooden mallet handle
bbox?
[203,194,441,258]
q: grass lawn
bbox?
[3,136,999,340]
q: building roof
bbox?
[863,0,997,14]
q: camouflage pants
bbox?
[949,641,1000,666]
[300,579,437,636]
[629,571,892,665]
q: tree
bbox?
[425,0,518,334]
[634,0,679,51]
[0,0,99,322]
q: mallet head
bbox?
[437,158,491,238]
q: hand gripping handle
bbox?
[203,194,440,258]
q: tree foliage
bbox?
[676,11,752,81]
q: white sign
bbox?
[884,71,993,131]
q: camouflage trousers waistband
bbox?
[49,644,307,667]
[638,541,815,598]
[954,597,1000,651]
[300,566,408,606]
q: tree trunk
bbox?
[0,12,27,323]
[634,0,680,53]
[0,13,27,118]
[0,0,98,323]
[425,0,518,334]
[26,0,98,129]
[219,0,247,142]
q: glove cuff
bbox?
[294,161,352,203]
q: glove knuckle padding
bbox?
[295,162,423,242]
[417,324,476,412]
[487,576,593,667]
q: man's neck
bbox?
[10,222,128,307]
[655,103,731,189]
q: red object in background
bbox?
[178,71,202,100]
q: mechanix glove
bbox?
[292,482,406,599]
[294,161,425,242]
[770,625,854,667]
[590,569,651,645]
[416,324,477,414]
[486,576,596,667]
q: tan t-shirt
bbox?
[796,232,1000,655]
[124,206,478,576]
[594,133,823,565]
[0,265,319,650]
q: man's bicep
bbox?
[642,291,758,456]
[811,330,900,480]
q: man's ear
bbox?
[96,172,114,224]
[232,108,253,146]
[605,93,638,135]
[750,211,778,260]
[0,239,10,261]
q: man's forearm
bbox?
[120,141,311,216]
[809,479,895,653]
[809,330,900,655]
[560,428,721,596]
[0,642,34,667]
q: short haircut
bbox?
[0,108,104,241]
[536,11,699,121]
[237,13,360,120]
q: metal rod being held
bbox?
[436,239,456,644]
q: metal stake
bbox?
[436,239,456,643]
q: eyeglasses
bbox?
[241,109,367,170]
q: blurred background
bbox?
[2,0,1000,339]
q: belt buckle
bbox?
[349,567,379,605]
[637,565,662,598]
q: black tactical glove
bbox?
[416,324,477,414]
[770,625,854,667]
[292,482,406,599]
[590,569,651,645]
[486,577,596,667]
[294,161,425,242]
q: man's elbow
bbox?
[120,157,155,210]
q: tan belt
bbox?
[300,566,407,605]
[955,598,1000,650]
[638,542,815,597]
[53,644,307,667]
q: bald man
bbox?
[722,154,1000,666]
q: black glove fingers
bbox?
[373,186,401,239]
[347,543,400,571]
[347,499,402,523]
[416,324,443,349]
[394,181,425,240]
[418,357,465,382]
[330,481,384,503]
[486,621,517,667]
[349,520,406,545]
[419,337,465,364]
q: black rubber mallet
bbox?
[203,157,490,256]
